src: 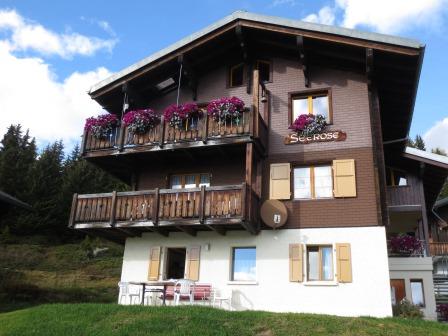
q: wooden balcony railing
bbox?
[69,184,257,234]
[430,242,448,256]
[386,186,422,207]
[81,107,267,156]
[387,239,427,257]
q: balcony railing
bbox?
[387,239,427,257]
[386,186,422,207]
[81,107,268,157]
[430,243,448,256]
[69,183,258,235]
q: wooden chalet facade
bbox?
[68,12,448,318]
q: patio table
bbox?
[129,280,176,305]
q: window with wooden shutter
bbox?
[148,246,161,281]
[336,243,352,283]
[333,159,356,198]
[270,163,291,200]
[289,244,303,282]
[185,246,201,281]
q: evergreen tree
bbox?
[0,125,37,231]
[412,135,426,150]
[17,141,65,234]
[432,147,447,156]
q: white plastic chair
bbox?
[118,282,141,305]
[174,279,195,305]
[211,288,232,310]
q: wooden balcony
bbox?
[81,107,268,158]
[69,184,260,242]
[386,186,423,212]
[430,242,448,256]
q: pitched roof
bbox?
[404,147,448,169]
[89,10,424,95]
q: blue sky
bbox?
[0,0,447,152]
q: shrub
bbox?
[392,299,423,319]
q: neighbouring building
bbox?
[69,12,448,319]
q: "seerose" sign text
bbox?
[284,130,347,145]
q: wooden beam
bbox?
[178,54,198,101]
[204,224,226,236]
[176,225,197,236]
[122,82,146,108]
[252,70,260,138]
[109,191,117,227]
[366,48,374,87]
[68,193,78,228]
[296,36,310,87]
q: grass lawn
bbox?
[0,304,447,336]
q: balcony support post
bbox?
[202,113,209,144]
[159,118,166,148]
[68,193,78,228]
[118,123,126,152]
[199,185,206,224]
[80,131,87,155]
[252,70,260,138]
[110,191,117,227]
[153,188,160,226]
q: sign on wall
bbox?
[284,130,347,145]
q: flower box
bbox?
[84,113,118,139]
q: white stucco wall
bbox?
[389,257,437,320]
[120,226,392,317]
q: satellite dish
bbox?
[260,200,288,229]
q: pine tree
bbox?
[413,135,426,150]
[0,125,37,231]
[432,147,447,156]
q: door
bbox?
[390,279,406,305]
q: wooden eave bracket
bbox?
[296,36,309,87]
[122,82,146,109]
[235,25,253,94]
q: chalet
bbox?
[69,11,448,319]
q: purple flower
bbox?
[206,97,245,124]
[123,109,160,134]
[84,113,118,139]
[389,234,423,255]
[164,103,201,128]
[289,113,326,135]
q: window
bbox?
[291,91,331,123]
[256,60,271,83]
[307,245,333,281]
[231,247,256,281]
[229,63,245,87]
[410,279,425,307]
[294,165,332,199]
[170,173,211,189]
[386,168,408,186]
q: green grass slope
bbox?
[0,237,123,312]
[0,304,447,336]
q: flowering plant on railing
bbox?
[206,96,245,124]
[389,234,424,256]
[84,113,118,139]
[164,103,202,129]
[289,114,327,136]
[122,109,160,134]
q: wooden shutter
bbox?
[270,163,291,200]
[333,159,356,197]
[289,244,303,282]
[148,246,161,281]
[336,243,352,283]
[185,246,201,281]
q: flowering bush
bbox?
[84,113,118,139]
[389,234,424,255]
[122,109,160,134]
[206,97,245,124]
[437,304,448,320]
[164,103,201,128]
[289,114,327,136]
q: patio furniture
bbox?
[129,280,176,305]
[211,288,232,309]
[118,282,141,305]
[174,279,196,305]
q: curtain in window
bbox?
[294,167,311,199]
[314,166,333,198]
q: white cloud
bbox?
[423,118,448,153]
[0,9,116,58]
[0,10,113,151]
[303,6,336,26]
[302,0,448,33]
[270,0,296,7]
